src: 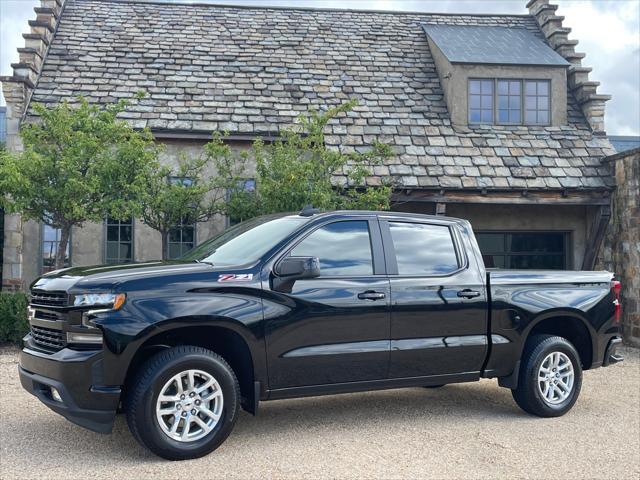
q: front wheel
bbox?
[511,335,582,417]
[125,346,240,460]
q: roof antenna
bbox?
[299,205,320,217]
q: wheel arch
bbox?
[120,317,264,414]
[522,310,596,370]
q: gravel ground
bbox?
[1,346,638,479]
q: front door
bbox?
[380,218,488,379]
[264,218,391,389]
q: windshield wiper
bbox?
[194,259,214,266]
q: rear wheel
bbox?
[125,346,240,460]
[512,335,582,417]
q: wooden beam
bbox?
[392,189,611,206]
[582,205,611,270]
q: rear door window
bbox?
[389,222,459,275]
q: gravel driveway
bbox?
[1,346,638,479]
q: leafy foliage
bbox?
[139,133,249,259]
[0,292,29,345]
[226,99,393,221]
[0,95,161,269]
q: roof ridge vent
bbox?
[0,0,65,149]
[527,0,610,134]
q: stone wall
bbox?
[600,148,640,346]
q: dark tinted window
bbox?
[389,222,459,275]
[477,232,567,269]
[291,221,373,276]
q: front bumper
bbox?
[19,335,121,433]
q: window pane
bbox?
[481,110,493,122]
[120,225,132,242]
[537,96,549,110]
[469,80,481,94]
[525,96,536,109]
[169,228,181,242]
[482,254,506,269]
[169,243,182,260]
[538,110,549,124]
[476,233,504,253]
[509,81,521,94]
[509,110,521,123]
[470,95,481,109]
[182,227,194,244]
[470,110,481,122]
[509,96,520,109]
[498,96,508,109]
[508,255,564,270]
[498,81,509,95]
[525,110,537,123]
[508,233,565,253]
[498,110,509,123]
[389,222,459,275]
[107,225,119,241]
[106,243,119,261]
[481,95,492,108]
[525,81,537,95]
[119,243,132,261]
[291,221,373,276]
[537,81,549,95]
[481,80,493,93]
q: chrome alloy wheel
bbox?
[537,351,575,405]
[155,369,224,442]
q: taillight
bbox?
[611,280,622,324]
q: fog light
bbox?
[66,331,103,345]
[51,387,62,403]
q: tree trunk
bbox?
[161,230,169,260]
[55,225,71,270]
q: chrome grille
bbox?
[34,310,60,321]
[30,289,68,307]
[30,325,65,351]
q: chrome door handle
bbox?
[457,289,481,299]
[358,291,386,301]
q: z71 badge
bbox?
[217,273,253,282]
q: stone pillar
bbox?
[0,0,64,291]
[526,0,611,135]
[600,148,640,346]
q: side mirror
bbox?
[272,256,320,292]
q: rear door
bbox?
[380,217,488,379]
[264,217,391,389]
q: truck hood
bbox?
[30,261,249,292]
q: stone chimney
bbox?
[0,0,64,292]
[0,0,65,151]
[526,0,611,135]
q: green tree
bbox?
[139,133,249,260]
[227,99,393,220]
[0,96,161,270]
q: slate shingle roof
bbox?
[422,25,569,66]
[28,0,615,190]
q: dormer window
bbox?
[423,24,568,127]
[468,78,551,126]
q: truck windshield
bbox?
[180,214,309,267]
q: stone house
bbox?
[2,0,635,339]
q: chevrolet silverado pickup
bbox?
[20,210,624,460]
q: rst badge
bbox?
[217,273,253,282]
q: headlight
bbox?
[73,292,126,310]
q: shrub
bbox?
[0,292,29,345]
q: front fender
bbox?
[95,290,266,386]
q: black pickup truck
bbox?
[20,210,623,460]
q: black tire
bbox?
[423,385,445,389]
[512,335,582,417]
[125,346,240,460]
